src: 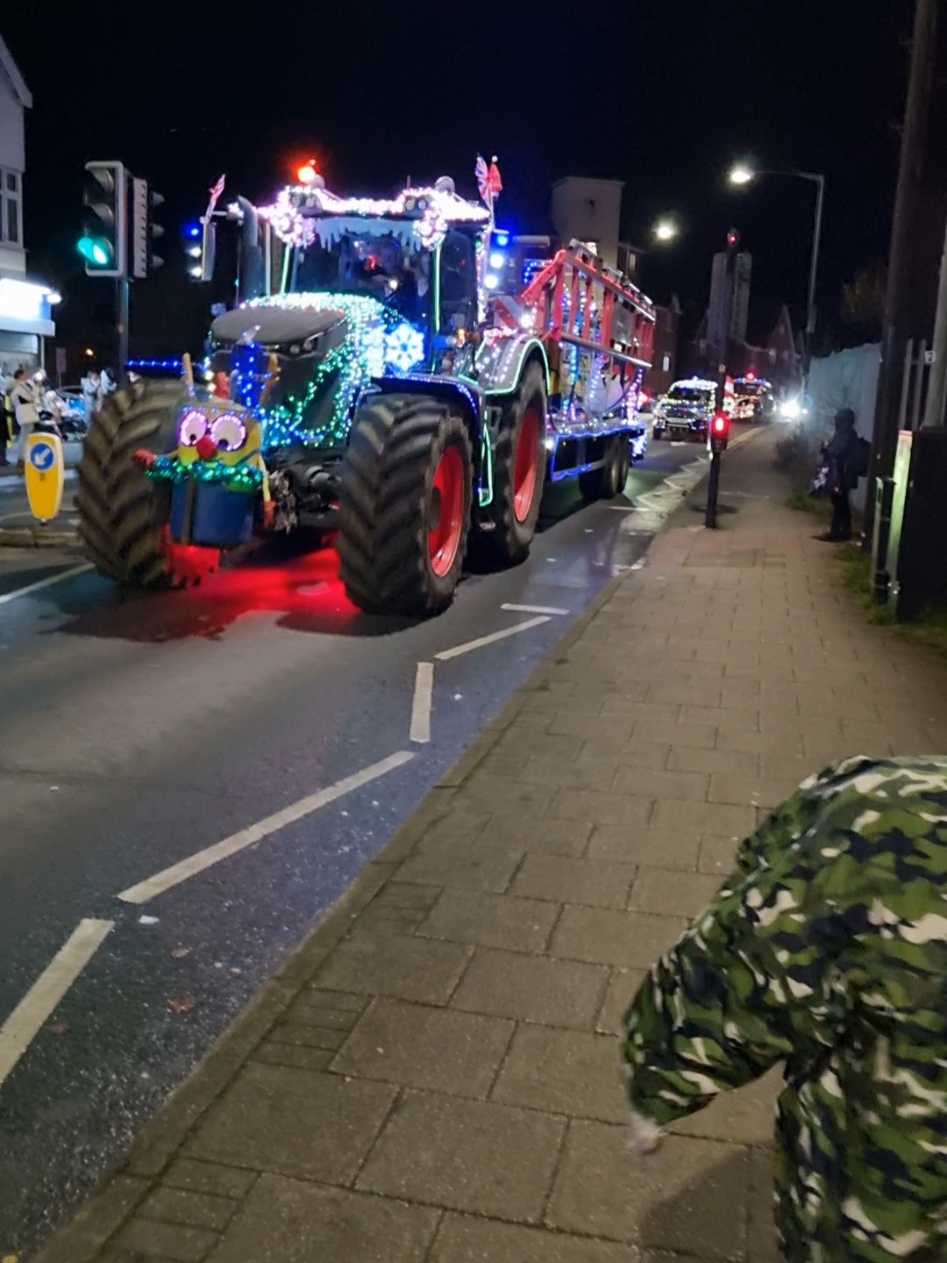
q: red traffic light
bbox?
[712,413,728,434]
[727,230,739,249]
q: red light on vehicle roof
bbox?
[745,370,755,381]
[712,414,728,433]
[297,162,318,185]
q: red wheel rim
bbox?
[429,445,465,578]
[513,405,541,522]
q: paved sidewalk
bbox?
[33,427,947,1263]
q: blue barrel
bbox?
[170,481,254,548]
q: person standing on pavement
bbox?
[0,373,13,465]
[622,755,947,1263]
[81,369,100,423]
[823,407,859,541]
[10,367,39,467]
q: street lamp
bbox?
[727,163,825,382]
[653,218,678,243]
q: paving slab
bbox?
[330,998,514,1097]
[184,1063,397,1183]
[207,1174,439,1263]
[545,1123,749,1258]
[356,1090,565,1222]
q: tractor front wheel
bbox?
[337,396,473,616]
[76,378,184,586]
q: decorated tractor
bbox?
[77,168,655,616]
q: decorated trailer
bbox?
[76,166,655,617]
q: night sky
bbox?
[3,1,918,353]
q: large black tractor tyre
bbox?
[479,360,547,566]
[337,395,473,616]
[76,378,184,587]
[579,436,625,503]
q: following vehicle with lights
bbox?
[76,169,655,617]
[732,374,774,422]
[651,378,717,441]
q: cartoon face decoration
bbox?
[176,402,263,469]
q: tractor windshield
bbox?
[289,220,432,326]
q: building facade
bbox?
[550,177,623,269]
[644,298,681,396]
[0,33,57,378]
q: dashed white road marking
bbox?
[500,603,569,616]
[0,919,114,1089]
[0,563,92,607]
[410,662,434,744]
[434,616,551,662]
[117,751,415,904]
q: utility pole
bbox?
[116,277,129,373]
[922,213,947,428]
[865,0,939,549]
[802,174,825,382]
[706,229,739,529]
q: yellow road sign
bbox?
[24,432,65,523]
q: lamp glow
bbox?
[729,165,754,186]
[653,220,678,243]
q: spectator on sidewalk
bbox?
[0,374,13,465]
[10,367,39,467]
[622,755,947,1263]
[81,369,100,423]
[823,407,859,542]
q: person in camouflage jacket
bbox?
[621,755,947,1263]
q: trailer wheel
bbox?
[579,437,624,503]
[480,360,547,565]
[615,438,630,493]
[338,395,473,616]
[76,378,184,586]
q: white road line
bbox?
[118,751,415,905]
[500,603,570,616]
[0,563,92,607]
[434,616,551,662]
[0,919,113,1089]
[410,662,434,744]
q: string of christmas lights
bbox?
[245,292,392,449]
[145,456,264,494]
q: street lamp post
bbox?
[728,165,826,383]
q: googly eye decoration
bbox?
[179,409,208,446]
[210,413,248,452]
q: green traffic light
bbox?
[78,235,114,267]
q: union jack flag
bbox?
[205,174,226,218]
[475,155,502,205]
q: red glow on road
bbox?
[66,541,368,643]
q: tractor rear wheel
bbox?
[479,361,547,566]
[76,378,184,586]
[338,395,473,616]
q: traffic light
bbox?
[184,219,215,282]
[79,160,126,276]
[710,412,730,454]
[130,178,165,279]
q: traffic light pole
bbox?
[116,275,129,374]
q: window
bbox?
[662,354,671,373]
[1,169,22,246]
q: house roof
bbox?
[0,34,32,109]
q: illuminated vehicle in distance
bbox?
[76,170,655,617]
[732,373,774,422]
[652,378,717,441]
